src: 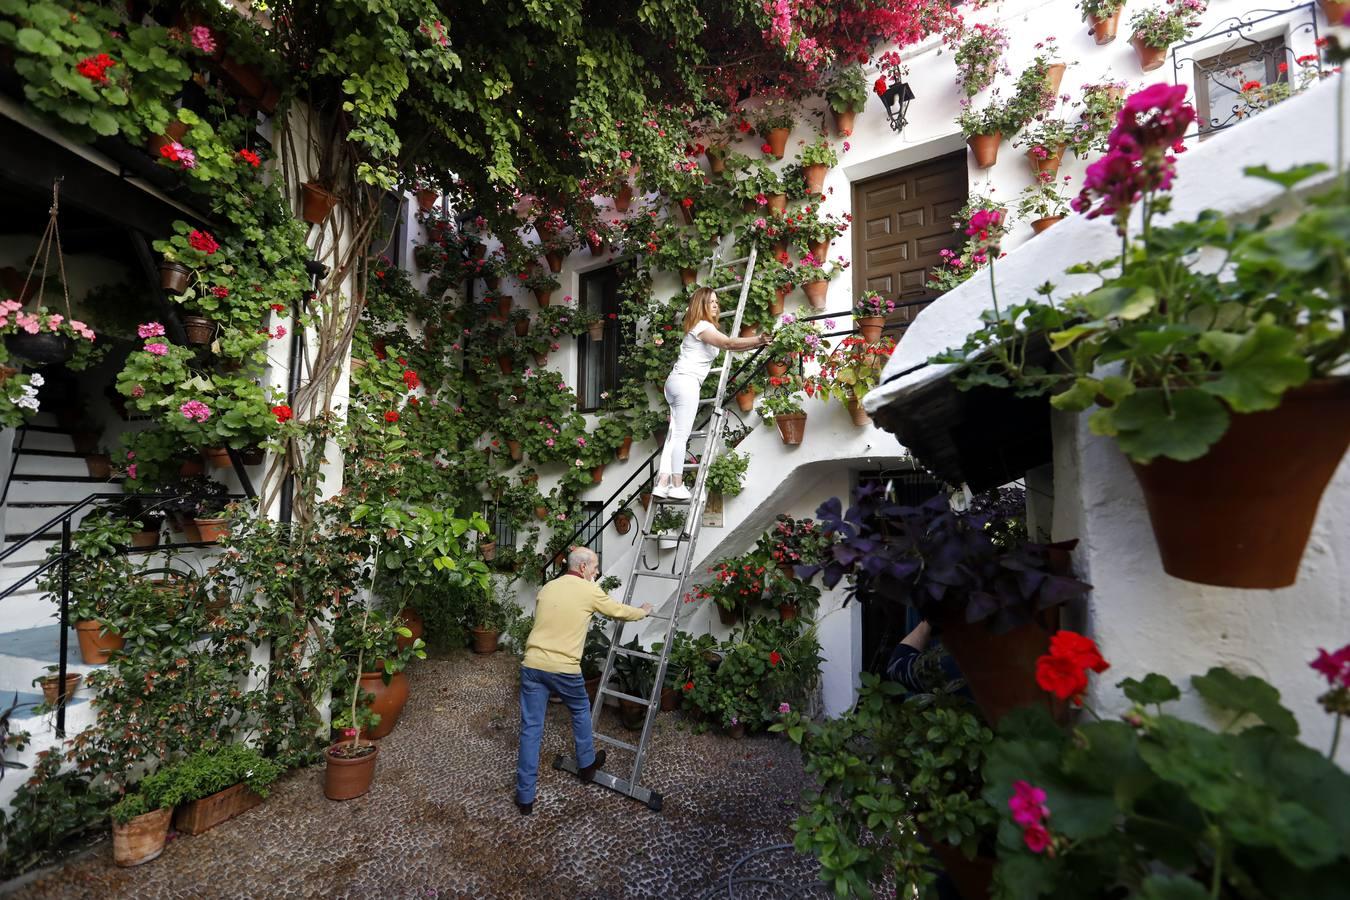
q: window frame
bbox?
[1193,36,1289,139]
[577,266,627,413]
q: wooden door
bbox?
[851,152,967,341]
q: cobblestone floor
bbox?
[12,651,827,900]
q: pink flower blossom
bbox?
[1311,644,1350,689]
[138,322,166,339]
[778,702,791,714]
[1023,823,1051,854]
[143,342,168,356]
[179,400,211,422]
[126,464,137,479]
[190,25,216,54]
[1009,780,1049,827]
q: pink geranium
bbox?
[179,400,211,422]
[138,322,166,339]
[143,343,168,356]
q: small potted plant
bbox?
[109,785,172,867]
[755,101,796,159]
[793,254,848,310]
[797,139,839,195]
[1128,0,1207,72]
[823,64,868,137]
[1079,0,1127,43]
[1015,116,1076,179]
[852,291,896,343]
[613,505,634,535]
[757,380,809,445]
[651,505,687,551]
[957,92,1018,169]
[706,449,749,498]
[159,745,283,836]
[33,665,81,709]
[519,267,560,307]
[469,577,514,654]
[809,336,895,426]
[765,313,827,372]
[945,20,1012,94]
[581,620,611,702]
[43,514,135,664]
[612,637,656,729]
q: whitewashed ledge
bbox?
[865,76,1350,420]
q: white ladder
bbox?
[552,244,759,810]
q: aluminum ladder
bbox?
[552,243,759,811]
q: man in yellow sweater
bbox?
[514,546,651,815]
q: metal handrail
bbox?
[535,305,921,581]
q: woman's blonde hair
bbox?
[682,287,719,333]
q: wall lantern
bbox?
[881,82,915,133]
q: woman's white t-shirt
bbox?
[669,320,720,381]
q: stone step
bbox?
[4,478,123,505]
[12,453,101,479]
[13,429,77,453]
[3,502,95,539]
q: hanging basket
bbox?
[6,179,83,367]
[301,182,339,224]
[181,315,216,346]
[4,333,74,365]
[160,261,191,294]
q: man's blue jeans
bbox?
[515,666,597,805]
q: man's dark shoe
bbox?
[515,797,533,816]
[577,750,607,783]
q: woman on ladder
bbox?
[653,287,769,500]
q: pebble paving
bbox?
[11,651,828,899]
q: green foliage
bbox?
[824,63,868,114]
[0,749,116,878]
[706,449,749,496]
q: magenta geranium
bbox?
[137,322,166,339]
[1008,780,1055,854]
[179,400,211,422]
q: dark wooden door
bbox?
[851,152,967,340]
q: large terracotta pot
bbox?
[194,518,229,543]
[112,807,171,867]
[736,387,757,413]
[76,620,123,664]
[857,316,885,343]
[1089,10,1121,44]
[1028,147,1065,179]
[803,164,828,195]
[1130,34,1169,72]
[415,189,437,212]
[803,281,828,309]
[940,618,1054,726]
[1128,378,1350,589]
[765,127,790,159]
[1031,216,1064,235]
[1043,62,1066,97]
[967,133,1002,169]
[616,435,633,461]
[831,108,857,137]
[533,290,552,308]
[301,182,339,224]
[358,670,409,740]
[808,239,830,260]
[774,413,807,445]
[324,741,379,801]
[471,628,500,654]
[396,608,424,652]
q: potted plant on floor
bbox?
[109,784,172,867]
[940,94,1349,589]
[581,620,611,703]
[824,64,868,137]
[158,744,283,836]
[612,637,656,729]
[1015,172,1072,235]
[469,577,514,654]
[757,379,809,445]
[336,605,424,740]
[1128,0,1207,72]
[1079,0,1127,43]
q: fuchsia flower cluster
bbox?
[1312,644,1350,690]
[1009,780,1054,854]
[1071,83,1196,231]
[0,299,95,340]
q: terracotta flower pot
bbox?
[1028,147,1065,179]
[680,268,698,286]
[195,518,229,543]
[660,686,681,712]
[736,387,757,413]
[1031,216,1064,234]
[587,322,605,341]
[131,529,160,549]
[766,359,789,378]
[507,439,523,462]
[803,280,828,308]
[738,324,760,338]
[544,250,564,273]
[174,783,263,836]
[1128,378,1350,588]
[614,512,632,535]
[846,399,871,427]
[771,288,787,316]
[514,317,530,337]
[533,290,552,308]
[590,465,605,484]
[324,741,379,801]
[112,807,171,867]
[831,108,857,137]
[146,119,189,156]
[774,412,807,445]
[40,672,81,707]
[535,506,549,521]
[614,183,633,213]
[1320,0,1350,22]
[498,355,513,375]
[640,492,652,511]
[767,193,787,215]
[84,453,112,479]
[765,127,790,159]
[1044,62,1066,97]
[1130,34,1169,72]
[532,352,548,368]
[358,670,409,739]
[716,604,741,626]
[203,446,232,468]
[480,540,496,561]
[496,295,513,319]
[803,164,829,195]
[182,316,216,346]
[301,182,339,224]
[616,435,633,461]
[1089,10,1121,44]
[471,627,500,654]
[395,607,424,653]
[485,275,500,290]
[857,316,885,343]
[160,261,190,294]
[706,147,727,175]
[75,620,123,665]
[415,189,437,212]
[940,618,1055,726]
[808,238,830,260]
[777,602,799,622]
[586,235,608,255]
[967,133,1002,169]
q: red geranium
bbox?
[237,148,262,168]
[1048,631,1109,674]
[1241,79,1262,91]
[681,197,694,208]
[760,142,773,154]
[271,404,293,423]
[683,681,694,692]
[383,410,400,423]
[402,369,420,389]
[1035,630,1108,704]
[188,229,219,254]
[270,303,286,313]
[873,76,887,95]
[76,53,117,84]
[769,650,782,667]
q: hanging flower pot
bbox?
[1044,63,1066,97]
[614,183,633,213]
[967,133,1002,169]
[640,492,652,511]
[586,234,609,256]
[1319,0,1350,22]
[1031,216,1064,234]
[497,355,513,375]
[831,108,857,137]
[774,412,808,445]
[1130,34,1169,72]
[358,670,410,739]
[584,321,604,342]
[533,290,552,308]
[39,671,81,707]
[484,274,500,291]
[808,239,830,261]
[4,332,74,365]
[534,505,549,520]
[324,741,379,801]
[415,189,438,212]
[75,621,123,665]
[770,288,787,316]
[857,316,885,343]
[765,127,790,159]
[677,203,694,226]
[218,55,266,100]
[766,359,789,378]
[202,446,232,469]
[803,164,829,195]
[194,518,229,543]
[507,439,523,462]
[131,528,160,549]
[738,324,760,338]
[614,510,633,535]
[680,268,698,286]
[767,193,788,215]
[470,241,487,259]
[146,119,189,156]
[239,446,265,466]
[181,315,216,346]
[471,627,499,654]
[590,464,605,484]
[494,295,512,320]
[178,458,205,478]
[940,617,1055,726]
[803,280,828,309]
[544,250,564,273]
[1028,146,1066,180]
[1128,378,1350,589]
[846,398,871,427]
[616,435,633,461]
[301,182,338,224]
[1089,10,1121,44]
[112,807,172,867]
[736,387,757,413]
[532,351,549,368]
[716,603,741,627]
[707,146,728,176]
[513,317,529,337]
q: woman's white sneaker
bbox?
[652,481,672,499]
[666,485,692,501]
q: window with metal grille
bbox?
[483,501,516,548]
[578,266,627,411]
[1194,36,1288,139]
[369,193,409,268]
[576,502,605,561]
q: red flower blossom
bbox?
[760,142,773,154]
[236,148,262,168]
[1048,631,1109,674]
[873,76,887,95]
[681,197,694,208]
[270,303,286,313]
[76,53,117,84]
[402,369,420,389]
[683,681,694,692]
[271,404,293,423]
[1241,79,1262,91]
[1035,630,1108,704]
[737,120,752,133]
[188,229,219,254]
[383,410,400,423]
[1023,823,1052,854]
[210,286,229,298]
[769,651,782,666]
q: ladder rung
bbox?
[595,734,639,752]
[654,496,693,504]
[645,613,673,621]
[681,462,703,469]
[615,647,660,661]
[601,687,653,706]
[688,430,709,438]
[697,398,717,406]
[636,568,685,579]
[723,255,751,265]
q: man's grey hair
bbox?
[567,546,598,572]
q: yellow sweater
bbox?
[522,574,649,674]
